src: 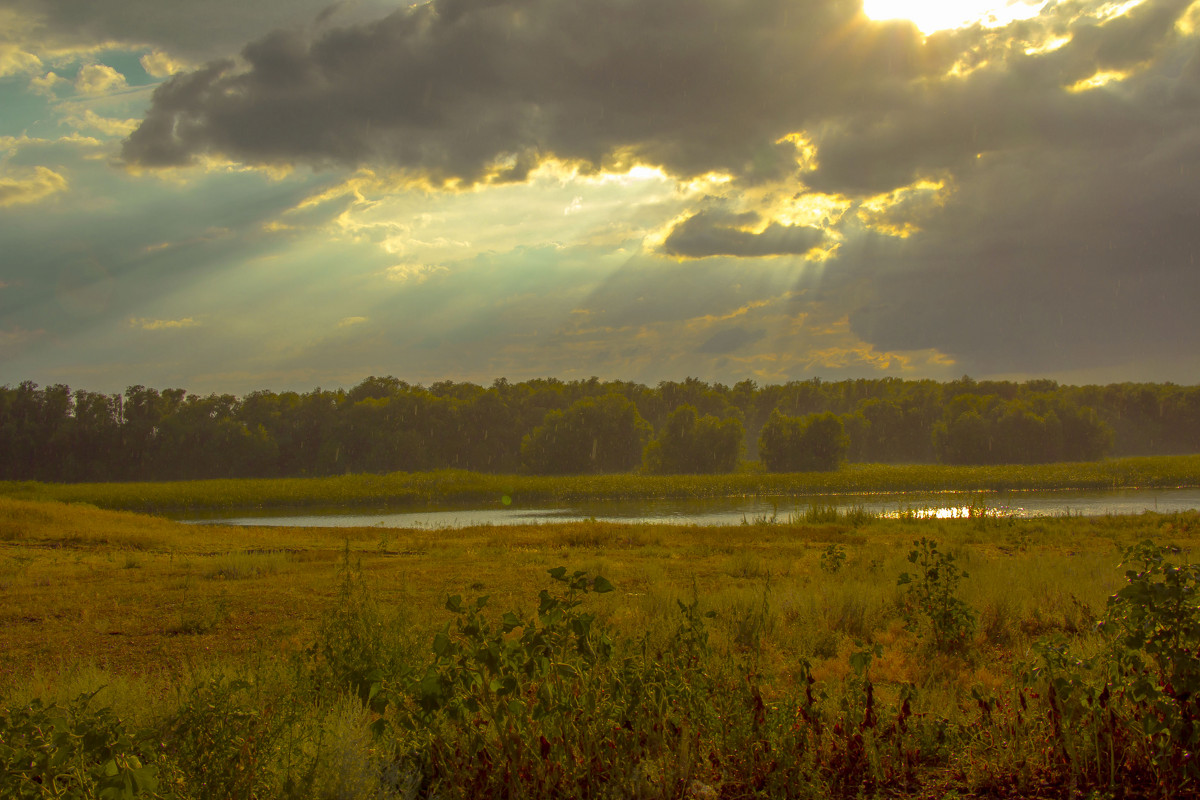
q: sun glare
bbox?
[863,0,1047,34]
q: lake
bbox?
[183,487,1200,528]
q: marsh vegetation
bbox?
[4,454,1199,514]
[4,498,1200,797]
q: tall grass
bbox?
[5,501,1200,797]
[2,454,1197,513]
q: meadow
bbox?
[4,494,1200,798]
[2,453,1199,513]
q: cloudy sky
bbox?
[2,0,1198,395]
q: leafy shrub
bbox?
[898,538,976,652]
[307,548,412,714]
[1104,540,1200,776]
[0,690,158,799]
[820,544,847,574]
[159,677,281,800]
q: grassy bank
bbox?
[4,498,1200,797]
[2,453,1199,513]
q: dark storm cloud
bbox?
[121,0,938,183]
[836,28,1200,376]
[1,0,407,60]
[662,210,825,259]
[805,0,1200,194]
[20,0,1200,384]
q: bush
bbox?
[1105,540,1200,772]
[0,690,158,799]
[897,538,976,652]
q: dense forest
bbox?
[2,376,1198,482]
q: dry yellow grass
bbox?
[3,497,1198,696]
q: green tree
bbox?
[758,410,848,472]
[643,405,744,474]
[934,408,993,464]
[521,394,651,474]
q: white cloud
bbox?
[75,63,127,95]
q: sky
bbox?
[1,0,1199,395]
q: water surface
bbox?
[184,487,1200,528]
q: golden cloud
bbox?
[856,177,952,238]
[128,317,200,330]
[1068,70,1130,92]
[65,109,140,137]
[29,70,65,96]
[140,50,187,78]
[75,63,127,95]
[384,264,448,283]
[0,166,68,208]
[0,43,41,77]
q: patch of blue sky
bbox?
[101,51,162,87]
[0,79,55,138]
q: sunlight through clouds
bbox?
[1068,70,1132,91]
[862,0,1047,33]
[2,0,1198,390]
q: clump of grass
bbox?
[979,595,1018,647]
[202,551,288,580]
[725,550,770,579]
[168,595,229,636]
[797,502,877,526]
[546,522,650,549]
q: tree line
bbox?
[2,375,1198,482]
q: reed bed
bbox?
[2,454,1198,513]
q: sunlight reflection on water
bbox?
[183,488,1200,529]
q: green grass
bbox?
[4,498,1200,797]
[1,453,1198,513]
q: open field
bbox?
[2,453,1199,513]
[4,498,1200,797]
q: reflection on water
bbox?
[183,487,1200,529]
